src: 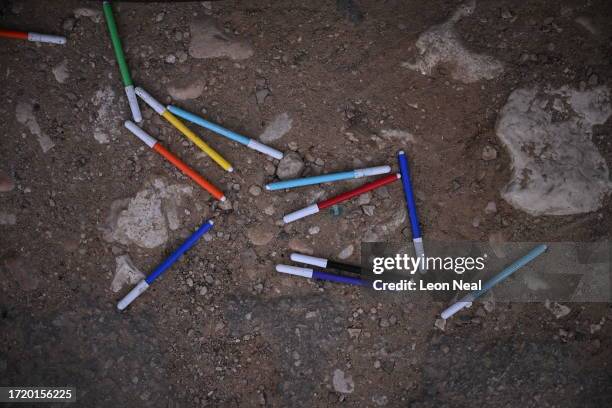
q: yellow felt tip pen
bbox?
[135,87,233,172]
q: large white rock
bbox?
[403,1,504,83]
[101,178,194,248]
[496,86,612,215]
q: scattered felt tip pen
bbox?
[440,244,548,320]
[397,150,425,273]
[276,264,365,286]
[266,165,391,191]
[102,1,141,123]
[124,121,226,201]
[167,105,284,160]
[283,173,401,223]
[135,87,233,172]
[290,253,362,275]
[117,220,214,310]
[0,28,66,45]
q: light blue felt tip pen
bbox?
[167,105,284,160]
[441,244,548,319]
[266,165,391,191]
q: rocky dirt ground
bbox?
[1,0,611,407]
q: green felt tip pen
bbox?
[102,1,141,122]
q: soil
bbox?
[1,0,611,407]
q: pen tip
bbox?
[208,220,214,225]
[265,185,271,190]
[220,196,227,202]
[398,150,405,155]
[228,167,234,173]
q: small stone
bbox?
[199,286,208,296]
[167,79,204,100]
[246,223,276,246]
[218,199,232,210]
[74,7,102,23]
[332,369,354,394]
[259,112,293,143]
[362,205,375,216]
[472,216,481,228]
[249,185,262,196]
[189,17,254,60]
[287,141,298,151]
[264,163,276,175]
[52,60,70,84]
[111,255,145,293]
[545,300,571,319]
[255,89,269,105]
[588,74,598,86]
[372,395,389,406]
[379,318,389,328]
[0,171,15,192]
[357,193,371,205]
[62,18,76,31]
[434,318,446,331]
[347,328,361,338]
[374,360,381,369]
[338,245,354,260]
[288,238,313,254]
[482,145,498,161]
[308,226,320,235]
[276,152,304,180]
[485,201,497,214]
[165,54,177,64]
[155,12,165,22]
[441,345,450,354]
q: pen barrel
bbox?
[0,29,29,40]
[318,173,400,209]
[168,106,250,145]
[267,171,354,191]
[117,280,149,311]
[398,152,421,238]
[312,271,365,286]
[473,244,548,300]
[161,110,233,172]
[327,261,362,275]
[152,144,225,201]
[103,1,132,86]
[145,220,214,283]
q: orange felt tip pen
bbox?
[123,121,226,201]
